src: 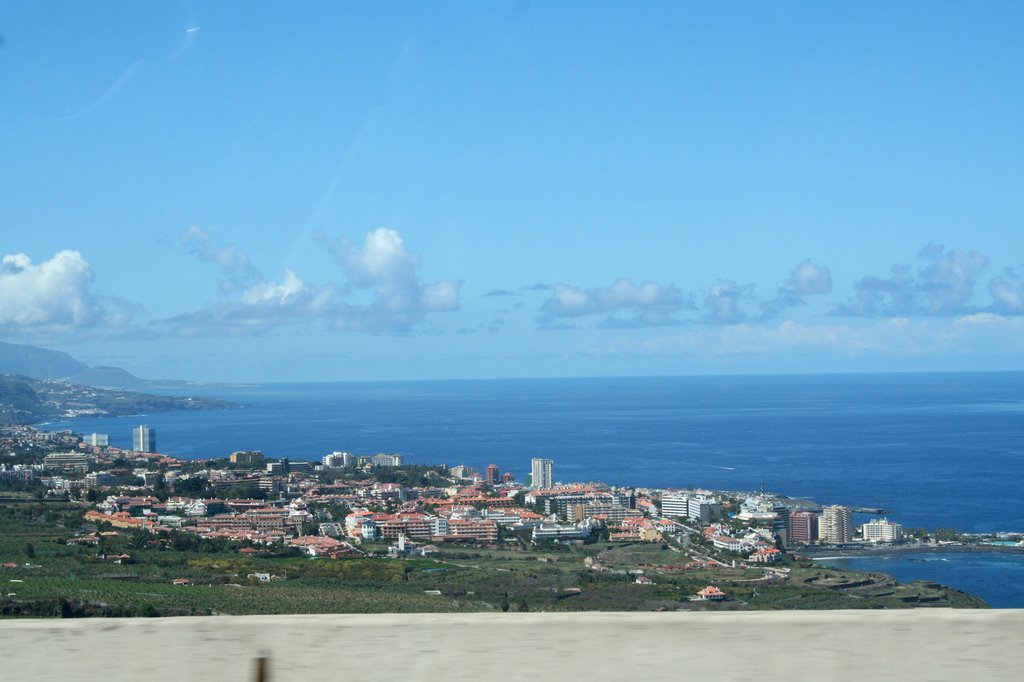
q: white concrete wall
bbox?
[2,610,1022,681]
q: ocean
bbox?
[41,372,1024,606]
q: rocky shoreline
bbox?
[810,543,1024,559]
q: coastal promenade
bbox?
[3,610,1022,681]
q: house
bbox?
[695,586,726,601]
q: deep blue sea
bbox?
[41,372,1024,606]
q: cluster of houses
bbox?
[703,524,784,563]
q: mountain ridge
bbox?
[0,341,157,389]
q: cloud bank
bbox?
[834,244,988,317]
[165,227,460,336]
[538,277,690,328]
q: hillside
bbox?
[0,375,48,424]
[0,341,158,390]
[0,374,236,425]
[67,366,146,390]
[0,341,88,379]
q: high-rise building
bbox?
[132,425,156,453]
[787,511,819,546]
[530,458,554,489]
[87,433,109,447]
[485,464,500,485]
[820,505,852,544]
[450,465,478,480]
[687,494,721,524]
[660,492,690,518]
[502,472,515,483]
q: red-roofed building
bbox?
[695,586,726,601]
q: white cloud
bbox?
[336,228,420,286]
[0,250,130,334]
[785,259,833,297]
[538,277,689,327]
[241,269,308,305]
[166,228,463,337]
[703,279,753,324]
[835,244,989,317]
[421,280,460,312]
[615,313,1024,361]
[988,267,1024,314]
[318,228,461,332]
[180,225,262,293]
[755,259,834,320]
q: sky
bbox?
[2,1,1024,382]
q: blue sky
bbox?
[2,1,1023,381]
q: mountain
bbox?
[0,341,88,379]
[68,365,147,390]
[0,375,48,424]
[0,341,154,389]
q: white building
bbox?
[820,505,852,544]
[660,493,691,519]
[531,458,554,489]
[132,425,156,453]
[372,453,404,467]
[662,492,719,524]
[322,452,354,468]
[532,518,593,541]
[87,433,109,447]
[43,452,90,474]
[860,518,904,543]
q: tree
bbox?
[932,528,963,543]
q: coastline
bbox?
[811,543,1024,560]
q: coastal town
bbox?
[0,422,1014,616]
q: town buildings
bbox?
[660,492,721,524]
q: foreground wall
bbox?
[2,610,1023,681]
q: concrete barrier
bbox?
[2,610,1022,681]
